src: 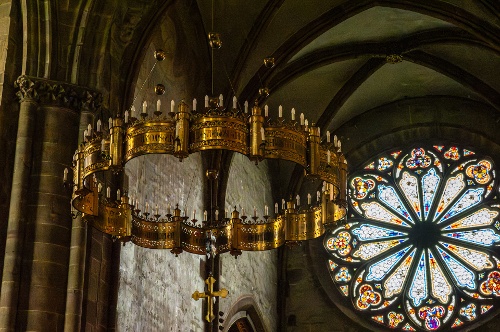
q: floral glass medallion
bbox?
[325,145,500,331]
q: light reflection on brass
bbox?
[69,93,348,254]
[264,57,275,68]
[208,32,222,49]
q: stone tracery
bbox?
[325,145,500,331]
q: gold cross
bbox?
[192,276,228,322]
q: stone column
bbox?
[63,103,96,332]
[0,76,39,331]
[0,76,102,331]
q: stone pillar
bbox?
[0,76,102,331]
[63,107,95,332]
[0,76,38,331]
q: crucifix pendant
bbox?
[192,276,229,322]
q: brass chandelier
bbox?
[65,37,348,258]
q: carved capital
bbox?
[15,76,39,102]
[14,75,103,113]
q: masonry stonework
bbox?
[116,153,205,331]
[220,153,278,332]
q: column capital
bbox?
[14,75,103,113]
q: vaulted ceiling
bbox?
[22,0,499,186]
[190,0,500,187]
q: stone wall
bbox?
[116,153,206,331]
[220,153,278,332]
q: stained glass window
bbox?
[325,146,500,331]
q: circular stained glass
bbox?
[325,145,500,331]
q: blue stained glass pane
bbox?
[366,246,412,281]
[443,229,500,246]
[408,252,427,307]
[422,168,440,221]
[352,224,407,241]
[378,185,414,223]
[437,247,476,289]
[438,188,484,223]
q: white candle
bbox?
[167,203,171,215]
[327,131,331,143]
[96,119,102,132]
[338,140,342,152]
[327,150,331,164]
[296,195,300,206]
[219,94,223,106]
[98,183,102,193]
[305,119,308,130]
[192,209,196,220]
[265,205,268,216]
[101,139,105,152]
[278,105,283,118]
[131,105,136,118]
[205,95,209,107]
[334,135,338,147]
[193,98,197,111]
[145,202,149,213]
[124,110,129,123]
[157,99,161,113]
[225,209,228,218]
[233,96,237,109]
[142,101,147,114]
[244,101,248,113]
[291,108,295,121]
[83,130,88,142]
[261,127,265,141]
[63,168,68,181]
[264,105,269,117]
[155,204,159,215]
[108,117,112,130]
[300,113,304,125]
[215,209,219,220]
[87,123,92,137]
[282,199,285,210]
[274,203,278,214]
[170,100,175,114]
[106,187,111,198]
[117,189,121,200]
[317,191,321,202]
[204,210,208,221]
[242,208,245,216]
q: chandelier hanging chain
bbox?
[130,61,157,113]
[211,0,215,96]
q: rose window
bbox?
[325,145,500,331]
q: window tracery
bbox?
[325,146,500,331]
